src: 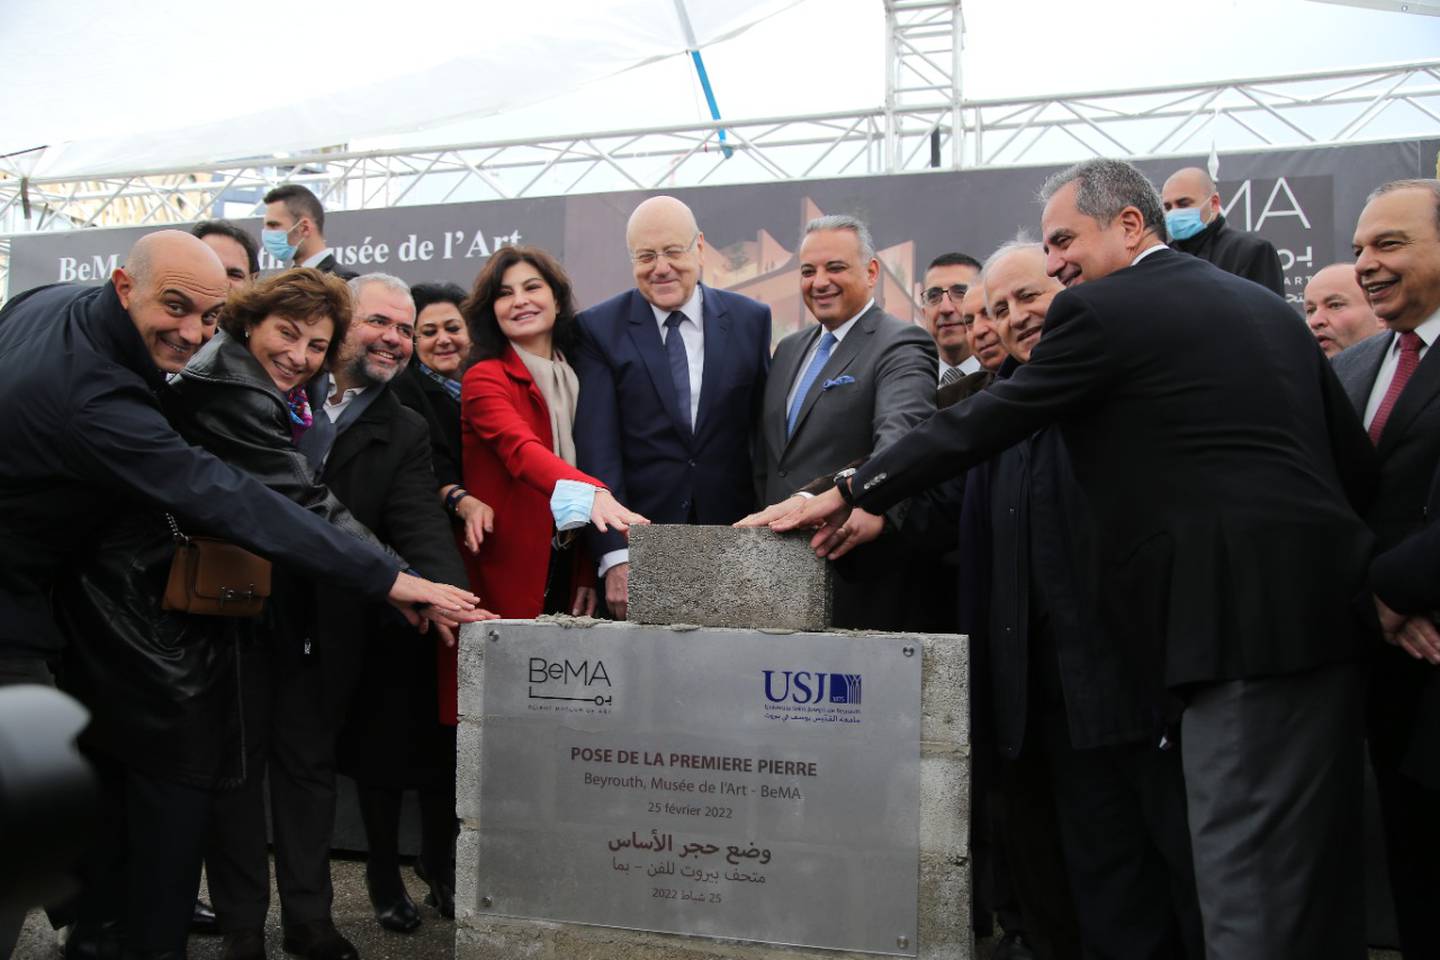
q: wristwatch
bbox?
[833,467,859,507]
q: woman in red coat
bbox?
[440,246,645,720]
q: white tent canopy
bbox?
[4,0,800,179]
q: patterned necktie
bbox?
[787,331,837,438]
[940,365,963,386]
[1369,330,1424,445]
[664,312,692,435]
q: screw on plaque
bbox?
[487,629,499,642]
[902,645,915,657]
[896,934,910,948]
[480,895,493,908]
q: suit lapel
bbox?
[624,293,691,442]
[771,325,820,456]
[785,305,878,448]
[324,389,394,476]
[693,285,731,442]
[1378,337,1440,455]
[1341,333,1390,414]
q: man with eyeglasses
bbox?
[920,252,983,388]
[574,195,772,620]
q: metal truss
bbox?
[2,49,1439,296]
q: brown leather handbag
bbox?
[161,514,272,617]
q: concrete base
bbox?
[454,618,970,960]
[628,525,833,631]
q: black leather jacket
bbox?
[56,332,395,789]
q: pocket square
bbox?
[822,375,856,390]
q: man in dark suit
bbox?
[778,159,1376,960]
[212,274,469,960]
[920,252,983,386]
[1161,166,1283,296]
[262,184,358,279]
[1333,177,1440,959]
[573,195,771,619]
[759,214,936,630]
[979,240,1201,959]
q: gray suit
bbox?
[759,303,936,629]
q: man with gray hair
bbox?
[211,273,469,960]
[774,158,1376,959]
[1162,166,1284,296]
[757,214,936,629]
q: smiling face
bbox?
[922,262,979,365]
[335,281,415,389]
[247,313,334,392]
[627,197,703,312]
[1042,180,1143,289]
[799,228,878,329]
[1304,263,1384,357]
[1352,187,1440,333]
[985,247,1063,363]
[959,283,1007,372]
[494,261,558,355]
[415,301,471,376]
[113,231,229,373]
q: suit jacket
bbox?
[312,252,358,281]
[937,368,994,409]
[461,345,602,622]
[1169,214,1284,297]
[574,284,771,561]
[762,304,937,629]
[1334,329,1440,777]
[312,384,469,720]
[851,249,1377,689]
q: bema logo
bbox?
[763,670,862,705]
[529,657,611,687]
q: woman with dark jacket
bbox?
[55,269,479,960]
[389,282,494,552]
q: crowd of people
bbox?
[0,161,1435,960]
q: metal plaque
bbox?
[475,623,922,956]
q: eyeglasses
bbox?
[630,233,699,266]
[922,283,968,306]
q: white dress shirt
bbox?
[300,247,338,269]
[1363,308,1440,430]
[939,356,982,383]
[324,385,369,422]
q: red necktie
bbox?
[1369,331,1424,445]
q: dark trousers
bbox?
[209,636,356,931]
[1040,712,1203,960]
[74,759,211,956]
[1369,649,1440,958]
[1180,661,1366,960]
[997,744,1082,960]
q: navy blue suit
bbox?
[573,284,771,559]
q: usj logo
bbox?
[762,670,862,705]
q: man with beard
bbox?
[773,158,1375,960]
[211,274,468,960]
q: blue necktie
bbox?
[787,331,837,438]
[664,312,692,436]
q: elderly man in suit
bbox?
[777,159,1376,960]
[758,214,936,630]
[573,196,771,620]
[1332,178,1440,960]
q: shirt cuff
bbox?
[598,549,629,578]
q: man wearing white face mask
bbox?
[262,184,358,280]
[1162,166,1284,297]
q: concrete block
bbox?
[628,524,831,630]
[456,718,483,823]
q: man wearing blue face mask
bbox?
[1162,166,1284,296]
[262,184,358,280]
